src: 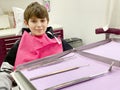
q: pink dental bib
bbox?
[14,31,63,69]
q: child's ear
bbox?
[24,20,28,26]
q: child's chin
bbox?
[34,33,45,36]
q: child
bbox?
[0,2,72,89]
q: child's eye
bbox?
[41,19,45,22]
[31,20,37,23]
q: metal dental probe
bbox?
[30,64,89,81]
[45,61,114,90]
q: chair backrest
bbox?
[54,29,64,39]
[0,38,6,66]
[0,35,21,66]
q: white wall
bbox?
[0,0,43,11]
[0,0,109,44]
[49,0,109,44]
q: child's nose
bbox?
[37,21,42,27]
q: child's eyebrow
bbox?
[30,17,37,19]
[30,17,46,19]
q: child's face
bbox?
[25,16,48,36]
